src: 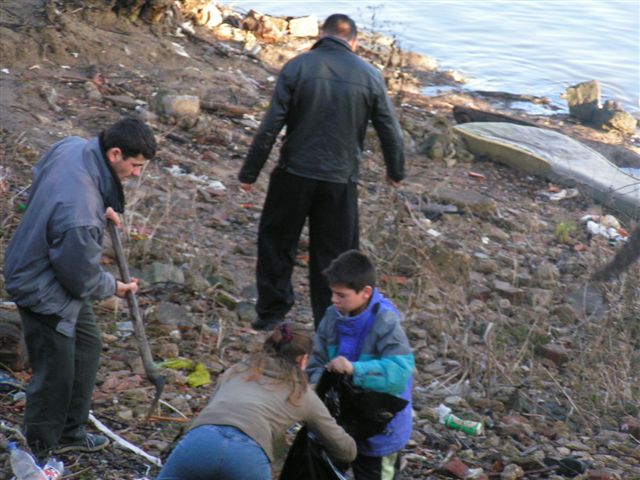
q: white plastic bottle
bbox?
[7,442,47,480]
[42,458,64,480]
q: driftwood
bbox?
[200,101,253,117]
[107,222,165,421]
[89,413,163,467]
[453,105,537,127]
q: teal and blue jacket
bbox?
[307,288,414,457]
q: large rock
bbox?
[288,16,318,37]
[161,94,200,117]
[145,301,195,335]
[566,80,601,122]
[592,101,638,136]
[144,262,185,285]
[192,3,223,28]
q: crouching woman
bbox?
[157,322,356,480]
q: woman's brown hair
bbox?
[243,322,313,405]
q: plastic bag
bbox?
[279,372,408,479]
[278,427,348,480]
[316,371,408,440]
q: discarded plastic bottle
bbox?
[7,442,47,480]
[436,404,484,436]
[42,458,64,480]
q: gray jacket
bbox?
[4,136,121,336]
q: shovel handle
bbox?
[107,221,165,418]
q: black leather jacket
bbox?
[239,36,404,184]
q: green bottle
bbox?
[436,404,484,436]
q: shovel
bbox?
[107,221,165,421]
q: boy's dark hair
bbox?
[323,249,376,292]
[102,117,157,160]
[322,14,357,40]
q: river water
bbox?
[229,0,639,114]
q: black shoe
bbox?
[251,317,283,331]
[53,433,109,454]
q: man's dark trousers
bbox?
[256,168,359,328]
[19,302,101,454]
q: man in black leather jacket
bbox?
[239,14,404,330]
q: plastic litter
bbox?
[436,404,484,436]
[8,442,46,480]
[42,458,64,480]
[7,443,62,480]
[581,214,627,243]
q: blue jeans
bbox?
[156,425,271,480]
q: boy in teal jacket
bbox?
[307,250,414,480]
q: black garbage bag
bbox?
[279,427,348,480]
[279,371,409,480]
[316,371,408,440]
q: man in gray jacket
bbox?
[239,14,405,330]
[4,117,156,457]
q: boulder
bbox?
[288,16,319,37]
[566,80,600,122]
[144,262,185,285]
[161,94,200,117]
[145,301,194,335]
[592,101,638,136]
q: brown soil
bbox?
[1,2,638,479]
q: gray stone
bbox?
[566,283,607,321]
[144,262,185,285]
[594,430,630,447]
[146,302,194,334]
[103,94,140,110]
[493,280,526,305]
[184,269,211,292]
[236,301,257,323]
[431,186,497,217]
[485,225,511,243]
[566,80,600,122]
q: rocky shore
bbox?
[1,1,638,479]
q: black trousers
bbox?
[256,168,359,327]
[19,302,102,455]
[352,453,401,480]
